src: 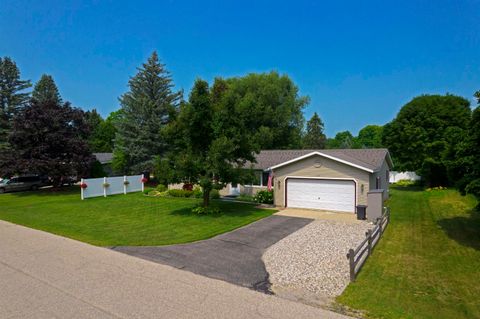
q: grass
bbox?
[337,186,480,319]
[0,186,275,246]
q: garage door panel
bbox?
[286,179,355,213]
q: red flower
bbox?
[141,177,148,183]
[80,183,88,189]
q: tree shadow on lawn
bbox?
[437,207,480,251]
[390,185,425,192]
[7,186,78,197]
[169,201,263,218]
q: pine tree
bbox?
[303,112,326,149]
[0,57,31,150]
[32,74,62,104]
[113,51,182,173]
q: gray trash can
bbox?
[356,205,367,220]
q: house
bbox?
[223,149,393,214]
[93,153,114,176]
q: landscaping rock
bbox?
[263,219,372,302]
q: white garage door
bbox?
[286,179,355,213]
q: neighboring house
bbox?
[389,171,421,183]
[93,153,113,176]
[223,149,393,213]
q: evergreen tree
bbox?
[113,52,182,173]
[0,57,31,149]
[32,74,62,104]
[84,109,117,152]
[0,99,93,185]
[303,112,326,149]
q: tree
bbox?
[0,99,93,185]
[303,112,326,149]
[31,74,62,105]
[212,72,308,150]
[113,52,182,173]
[163,79,258,207]
[382,94,471,186]
[0,57,31,150]
[84,109,116,152]
[326,131,355,149]
[356,125,383,148]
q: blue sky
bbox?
[1,0,479,136]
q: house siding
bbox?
[272,154,371,208]
[369,159,390,199]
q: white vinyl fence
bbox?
[81,175,144,199]
[389,171,421,183]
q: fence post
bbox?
[379,216,383,234]
[81,178,84,200]
[123,175,127,195]
[348,248,355,282]
[141,174,145,192]
[366,229,372,256]
[103,177,107,197]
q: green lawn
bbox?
[0,187,275,246]
[337,186,480,319]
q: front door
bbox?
[229,183,240,196]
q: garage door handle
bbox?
[317,197,321,199]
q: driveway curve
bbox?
[111,215,312,293]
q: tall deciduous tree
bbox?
[113,52,182,173]
[303,112,326,149]
[31,74,62,105]
[326,131,355,149]
[356,125,383,148]
[84,109,116,152]
[0,99,93,184]
[382,94,471,186]
[163,79,258,207]
[212,72,308,150]
[0,57,31,150]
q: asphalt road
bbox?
[112,215,313,293]
[0,219,352,319]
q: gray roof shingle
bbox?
[248,149,391,172]
[93,153,113,164]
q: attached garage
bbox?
[286,178,356,213]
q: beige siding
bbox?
[272,155,371,207]
[369,160,390,199]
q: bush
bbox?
[183,183,194,191]
[192,205,220,215]
[143,187,154,195]
[466,179,480,198]
[394,179,416,187]
[156,184,167,192]
[193,186,203,198]
[237,194,254,202]
[254,190,274,204]
[168,189,193,197]
[209,189,220,199]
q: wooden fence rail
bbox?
[347,207,390,282]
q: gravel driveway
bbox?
[263,219,372,305]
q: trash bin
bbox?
[356,205,367,220]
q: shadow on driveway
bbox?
[111,215,312,294]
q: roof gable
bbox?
[249,149,392,172]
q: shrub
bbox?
[209,189,220,199]
[156,184,167,192]
[466,179,480,198]
[193,186,203,198]
[168,189,193,197]
[183,183,194,191]
[237,194,254,202]
[192,205,220,215]
[143,187,154,195]
[254,190,274,204]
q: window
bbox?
[262,172,270,186]
[251,171,262,186]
